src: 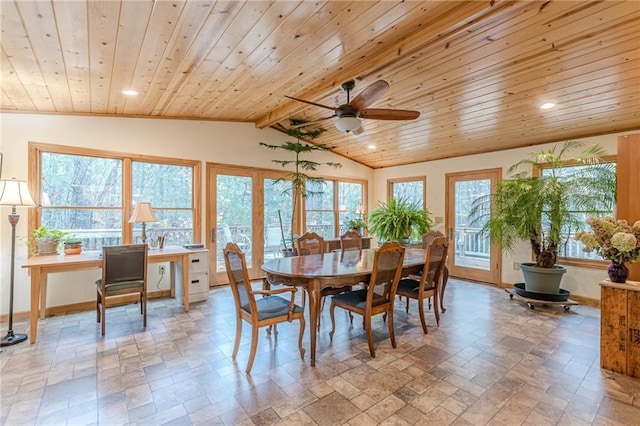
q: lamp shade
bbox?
[335,116,361,132]
[128,202,158,223]
[0,178,36,207]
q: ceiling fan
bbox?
[285,80,420,134]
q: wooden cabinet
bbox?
[600,279,640,378]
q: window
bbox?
[388,177,426,208]
[304,179,365,239]
[31,143,201,249]
[538,158,616,265]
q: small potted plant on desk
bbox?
[347,217,367,236]
[30,226,69,255]
[62,238,83,255]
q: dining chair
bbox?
[340,229,363,251]
[329,242,406,358]
[420,230,450,313]
[297,232,352,329]
[295,231,325,255]
[224,242,305,374]
[396,237,449,334]
[96,244,148,336]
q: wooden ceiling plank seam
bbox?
[155,1,248,117]
[16,0,74,111]
[87,0,122,114]
[124,0,188,115]
[2,0,56,111]
[0,49,35,110]
[175,1,281,117]
[52,0,91,113]
[192,0,325,118]
[106,0,155,114]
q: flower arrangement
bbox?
[574,217,640,264]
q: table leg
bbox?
[169,262,176,298]
[30,268,41,343]
[307,279,321,367]
[39,274,47,319]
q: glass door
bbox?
[445,169,501,284]
[210,167,256,284]
[263,176,293,259]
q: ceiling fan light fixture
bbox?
[335,116,361,132]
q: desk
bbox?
[262,248,426,366]
[22,246,192,343]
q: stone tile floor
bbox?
[1,279,640,425]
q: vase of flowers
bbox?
[575,217,640,283]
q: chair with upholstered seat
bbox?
[329,242,406,358]
[96,244,148,336]
[224,242,305,374]
[420,230,449,313]
[396,237,448,334]
[340,230,363,251]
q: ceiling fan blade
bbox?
[289,115,336,129]
[349,80,389,111]
[285,95,340,112]
[359,108,420,120]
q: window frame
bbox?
[28,142,201,247]
[303,176,368,239]
[533,154,616,269]
[387,176,426,209]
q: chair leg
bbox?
[329,303,337,341]
[297,316,306,359]
[418,298,428,334]
[101,296,106,336]
[387,309,397,349]
[96,292,101,323]
[433,292,440,326]
[246,325,259,374]
[142,292,147,328]
[364,314,375,357]
[232,318,242,359]
[405,297,410,314]
[317,295,326,331]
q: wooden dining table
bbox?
[262,247,427,366]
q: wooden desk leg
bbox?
[181,254,189,311]
[39,274,47,319]
[30,268,41,344]
[307,280,321,367]
[169,262,176,298]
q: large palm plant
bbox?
[470,141,616,268]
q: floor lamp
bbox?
[0,177,36,347]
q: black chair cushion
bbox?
[331,289,386,309]
[397,278,435,296]
[95,279,144,292]
[243,295,304,320]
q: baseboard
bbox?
[0,289,173,322]
[501,282,600,307]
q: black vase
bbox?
[607,262,629,283]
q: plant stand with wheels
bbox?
[505,288,579,311]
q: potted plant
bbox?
[30,226,69,255]
[62,238,83,255]
[261,119,342,256]
[470,141,616,295]
[368,197,432,244]
[347,217,367,236]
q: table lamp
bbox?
[128,202,158,244]
[0,177,36,347]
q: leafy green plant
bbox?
[368,197,432,242]
[469,141,616,268]
[347,217,367,232]
[261,119,342,251]
[31,226,69,240]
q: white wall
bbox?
[373,134,628,300]
[0,113,373,314]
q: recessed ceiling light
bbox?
[122,89,138,96]
[367,144,376,150]
[540,102,555,110]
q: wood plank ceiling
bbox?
[2,0,639,168]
